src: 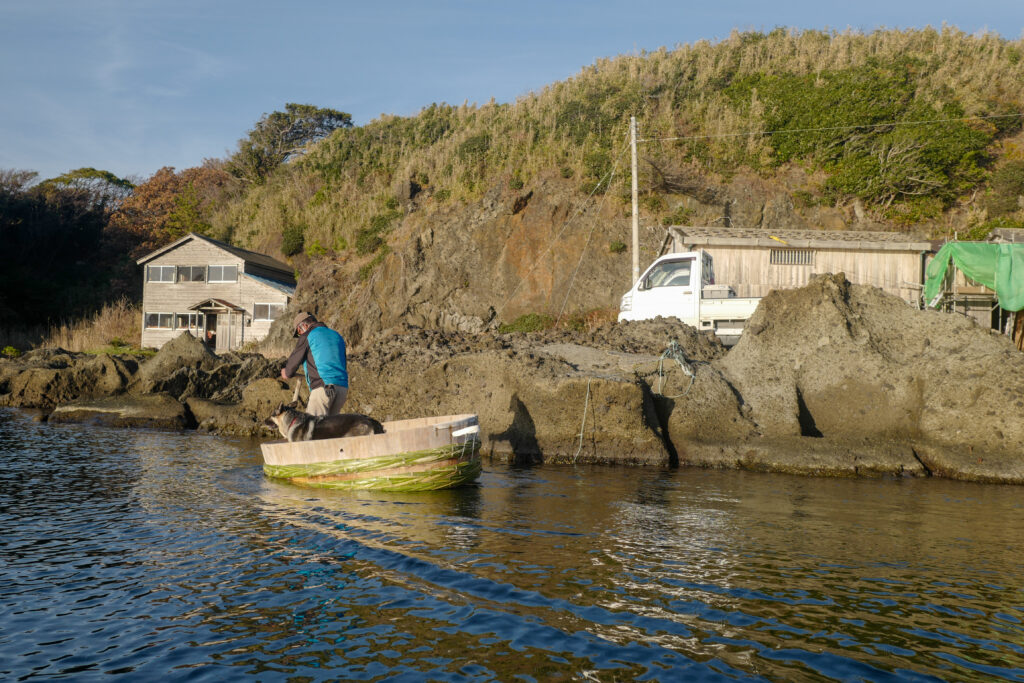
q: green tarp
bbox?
[924,242,1024,312]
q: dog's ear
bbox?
[270,403,284,416]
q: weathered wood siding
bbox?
[670,241,925,303]
[141,239,290,349]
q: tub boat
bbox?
[260,413,481,491]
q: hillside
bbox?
[5,27,1024,350]
[207,28,1024,349]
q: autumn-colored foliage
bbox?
[107,164,235,258]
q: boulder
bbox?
[241,377,295,419]
[48,393,192,430]
[186,397,276,437]
[717,273,1024,481]
[0,352,135,408]
[130,332,217,394]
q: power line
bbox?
[638,112,1024,144]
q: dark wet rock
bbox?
[48,393,192,430]
[185,397,276,437]
[0,352,136,408]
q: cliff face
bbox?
[261,165,899,354]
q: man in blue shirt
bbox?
[280,312,349,417]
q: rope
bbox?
[573,378,593,463]
[655,340,696,398]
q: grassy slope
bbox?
[209,27,1024,265]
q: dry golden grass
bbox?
[203,27,1024,265]
[41,298,141,353]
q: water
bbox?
[1,409,1023,681]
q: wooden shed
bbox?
[136,233,295,351]
[666,226,932,304]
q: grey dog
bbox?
[264,402,385,442]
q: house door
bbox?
[204,314,217,349]
[216,313,233,352]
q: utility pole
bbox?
[630,116,640,285]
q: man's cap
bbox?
[292,312,316,332]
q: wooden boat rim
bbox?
[260,413,480,467]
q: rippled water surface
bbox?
[2,409,1023,681]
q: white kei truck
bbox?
[617,250,759,345]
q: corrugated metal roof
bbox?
[669,226,932,252]
[243,272,296,296]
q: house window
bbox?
[208,265,238,282]
[144,312,173,329]
[177,266,206,282]
[147,265,175,282]
[770,249,815,266]
[254,303,285,321]
[175,313,204,332]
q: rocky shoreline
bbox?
[3,274,1023,484]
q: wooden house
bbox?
[136,233,295,351]
[666,226,932,305]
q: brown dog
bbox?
[264,402,385,442]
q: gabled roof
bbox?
[188,298,245,312]
[669,226,932,252]
[136,232,294,279]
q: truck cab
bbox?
[618,250,713,323]
[618,249,759,345]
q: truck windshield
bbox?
[645,260,691,288]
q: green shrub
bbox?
[498,313,555,333]
[358,245,391,280]
[985,160,1024,216]
[281,224,305,256]
[334,235,348,251]
[608,240,627,254]
[1,345,21,358]
[510,170,524,190]
[962,215,1024,240]
[305,239,328,257]
[559,166,575,179]
[434,188,451,202]
[641,193,665,212]
[661,206,694,226]
[458,133,491,161]
[355,210,402,255]
[883,197,944,226]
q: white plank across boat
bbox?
[260,413,482,491]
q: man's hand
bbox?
[280,368,289,381]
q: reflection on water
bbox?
[1,407,1023,681]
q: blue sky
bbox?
[1,0,1020,182]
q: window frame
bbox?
[643,258,694,289]
[176,265,206,283]
[208,264,238,283]
[174,312,205,332]
[146,265,176,283]
[144,312,174,329]
[253,302,285,322]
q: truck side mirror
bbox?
[637,278,649,291]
